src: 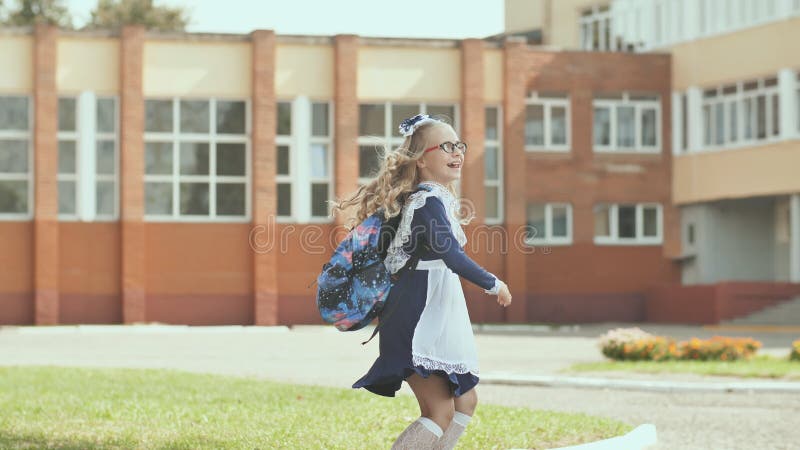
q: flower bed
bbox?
[791,340,800,362]
[598,328,761,362]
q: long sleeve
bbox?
[411,195,499,293]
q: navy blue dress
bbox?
[352,184,498,398]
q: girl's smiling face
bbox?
[416,123,464,185]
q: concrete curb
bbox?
[481,372,800,393]
[542,424,658,450]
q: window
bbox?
[593,93,660,152]
[144,98,249,221]
[796,71,800,134]
[58,97,78,217]
[525,92,569,152]
[0,95,31,219]
[484,106,503,224]
[310,102,333,219]
[275,98,335,222]
[57,95,119,221]
[594,203,662,245]
[357,102,458,185]
[526,203,572,245]
[579,5,617,51]
[681,93,688,152]
[276,101,292,218]
[700,76,780,150]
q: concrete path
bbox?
[1,323,799,449]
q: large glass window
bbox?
[700,76,781,150]
[796,71,800,134]
[0,96,30,218]
[526,203,572,245]
[593,93,660,152]
[594,203,662,245]
[310,102,332,218]
[357,102,458,184]
[275,101,292,218]
[580,5,615,51]
[525,93,569,152]
[57,96,119,220]
[484,106,503,224]
[144,98,249,221]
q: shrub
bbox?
[790,340,800,362]
[678,336,761,362]
[598,328,679,362]
[598,328,761,362]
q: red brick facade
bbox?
[120,25,146,324]
[251,29,279,326]
[33,24,59,325]
[3,29,787,326]
[519,50,682,322]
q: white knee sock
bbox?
[391,417,443,450]
[432,412,472,450]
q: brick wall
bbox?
[33,24,59,325]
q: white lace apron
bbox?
[411,259,480,376]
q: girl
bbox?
[334,114,512,450]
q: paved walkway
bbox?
[1,323,799,449]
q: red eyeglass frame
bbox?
[423,141,467,154]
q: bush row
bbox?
[598,328,764,362]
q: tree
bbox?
[87,0,190,32]
[1,0,72,27]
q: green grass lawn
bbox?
[566,355,800,380]
[0,366,630,449]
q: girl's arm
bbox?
[411,195,501,294]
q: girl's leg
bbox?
[390,373,454,450]
[433,387,477,450]
[406,372,455,431]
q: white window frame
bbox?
[795,70,800,135]
[57,94,120,222]
[0,95,33,220]
[698,76,782,152]
[356,102,460,186]
[94,96,120,221]
[275,99,293,222]
[594,203,663,245]
[308,100,335,223]
[525,93,571,152]
[626,0,800,51]
[593,93,661,153]
[57,96,80,221]
[580,4,616,51]
[526,202,573,246]
[143,97,251,223]
[484,105,503,225]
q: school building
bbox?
[1,0,799,327]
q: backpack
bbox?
[315,186,430,345]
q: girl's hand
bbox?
[497,281,512,308]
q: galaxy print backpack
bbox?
[315,186,430,345]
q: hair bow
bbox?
[398,113,437,137]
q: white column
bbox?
[778,68,798,140]
[292,95,311,223]
[671,91,683,155]
[686,86,703,152]
[776,0,794,17]
[791,194,800,283]
[682,0,699,40]
[77,90,96,222]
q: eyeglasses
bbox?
[423,141,468,155]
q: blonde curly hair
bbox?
[331,119,472,230]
